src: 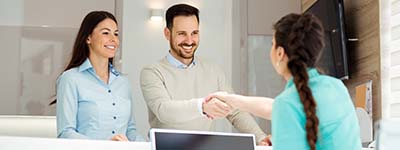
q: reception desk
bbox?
[0,136,272,150]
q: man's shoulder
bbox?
[195,57,221,69]
[142,58,169,70]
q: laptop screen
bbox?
[150,129,255,150]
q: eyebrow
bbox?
[175,30,199,33]
[100,28,118,32]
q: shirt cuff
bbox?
[197,98,207,117]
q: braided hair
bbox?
[273,13,324,150]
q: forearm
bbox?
[147,98,203,124]
[227,110,267,143]
[141,67,205,124]
[126,117,141,141]
[235,96,274,120]
[58,128,90,139]
[127,129,145,141]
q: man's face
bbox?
[165,15,199,62]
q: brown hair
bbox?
[165,3,199,30]
[65,10,117,71]
[273,13,324,150]
[50,11,117,105]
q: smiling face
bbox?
[87,18,119,60]
[164,15,199,64]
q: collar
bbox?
[285,68,319,89]
[166,52,196,69]
[78,58,120,76]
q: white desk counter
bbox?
[0,136,272,150]
[0,136,374,150]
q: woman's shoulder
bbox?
[58,68,80,79]
[275,86,299,103]
[312,74,347,90]
[117,74,130,82]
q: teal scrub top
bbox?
[272,68,361,150]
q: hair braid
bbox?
[288,59,319,150]
[274,13,324,150]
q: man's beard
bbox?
[170,42,197,59]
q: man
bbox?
[140,3,268,144]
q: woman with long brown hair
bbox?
[210,13,361,149]
[56,11,141,141]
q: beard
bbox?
[170,41,198,59]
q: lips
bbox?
[104,45,116,50]
[180,43,196,52]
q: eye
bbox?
[102,32,109,35]
[192,31,199,35]
[177,31,187,36]
[114,32,119,36]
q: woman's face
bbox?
[270,35,279,74]
[87,18,119,59]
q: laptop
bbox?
[149,128,256,150]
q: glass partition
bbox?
[0,0,115,115]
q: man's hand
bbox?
[202,98,233,119]
[207,92,241,108]
[110,134,129,141]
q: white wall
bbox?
[381,0,400,119]
[247,0,301,35]
[119,0,233,139]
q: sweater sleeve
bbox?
[214,65,267,143]
[140,66,203,124]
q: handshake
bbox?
[202,92,240,120]
[202,92,273,146]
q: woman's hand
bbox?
[207,92,242,109]
[110,134,129,141]
[258,134,272,146]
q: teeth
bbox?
[105,45,115,49]
[182,45,192,50]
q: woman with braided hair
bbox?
[209,13,361,149]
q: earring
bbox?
[276,60,281,67]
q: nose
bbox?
[110,34,118,42]
[184,35,193,44]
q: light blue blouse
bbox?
[56,58,141,141]
[272,68,361,150]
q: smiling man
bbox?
[140,4,268,144]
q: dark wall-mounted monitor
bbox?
[306,0,349,80]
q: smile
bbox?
[104,45,116,50]
[182,45,193,50]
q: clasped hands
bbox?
[202,91,237,120]
[202,92,272,146]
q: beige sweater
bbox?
[140,57,266,142]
